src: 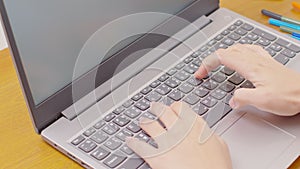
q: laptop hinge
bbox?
[62,15,212,121]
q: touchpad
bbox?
[222,113,296,169]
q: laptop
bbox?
[1,0,300,168]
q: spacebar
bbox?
[204,102,232,128]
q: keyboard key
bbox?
[210,89,227,100]
[174,71,190,81]
[193,104,209,116]
[199,46,209,52]
[269,43,282,52]
[246,33,259,41]
[113,106,125,115]
[150,80,161,88]
[286,44,300,53]
[239,37,252,44]
[83,127,96,137]
[168,89,184,101]
[104,113,116,122]
[187,77,203,86]
[207,39,217,46]
[241,23,254,31]
[219,82,235,92]
[94,120,106,129]
[113,115,131,127]
[104,137,122,150]
[265,48,276,57]
[281,48,296,58]
[275,38,289,47]
[227,25,237,31]
[257,38,271,46]
[228,32,241,41]
[145,91,162,102]
[140,86,152,95]
[118,156,144,169]
[193,87,209,97]
[204,103,232,127]
[158,73,169,82]
[91,146,110,161]
[213,43,228,50]
[165,77,181,88]
[175,62,186,70]
[274,53,289,65]
[221,29,230,36]
[183,93,201,105]
[235,28,247,36]
[214,34,224,41]
[132,93,143,101]
[240,80,255,88]
[228,73,245,85]
[140,111,157,121]
[127,121,141,133]
[183,64,198,74]
[221,67,235,76]
[120,145,134,156]
[202,80,218,90]
[222,38,234,46]
[136,132,150,142]
[79,139,97,153]
[167,68,177,76]
[139,163,151,169]
[135,99,150,111]
[104,153,126,168]
[123,100,134,108]
[155,84,171,95]
[222,94,233,105]
[191,51,201,58]
[211,72,227,83]
[192,58,202,66]
[71,135,85,146]
[160,96,175,106]
[102,123,120,135]
[91,131,108,144]
[234,20,243,26]
[183,56,194,64]
[178,83,194,94]
[116,129,134,141]
[252,28,276,41]
[124,107,142,119]
[201,96,218,108]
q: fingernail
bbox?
[150,102,165,115]
[194,70,201,77]
[229,98,238,109]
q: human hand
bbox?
[195,44,300,116]
[126,101,232,169]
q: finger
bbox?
[139,117,166,138]
[194,49,224,79]
[229,88,260,109]
[170,101,193,118]
[126,137,158,158]
[150,102,179,130]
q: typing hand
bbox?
[195,44,300,116]
[126,101,232,169]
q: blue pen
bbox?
[291,35,300,41]
[292,32,300,38]
[269,18,300,30]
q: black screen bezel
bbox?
[0,0,219,133]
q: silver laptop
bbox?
[1,1,300,168]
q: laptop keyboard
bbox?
[70,20,300,169]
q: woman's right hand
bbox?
[194,44,300,116]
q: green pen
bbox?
[280,26,300,34]
[262,9,300,26]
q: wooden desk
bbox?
[0,0,299,168]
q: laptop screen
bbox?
[3,0,195,105]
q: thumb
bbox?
[229,88,259,109]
